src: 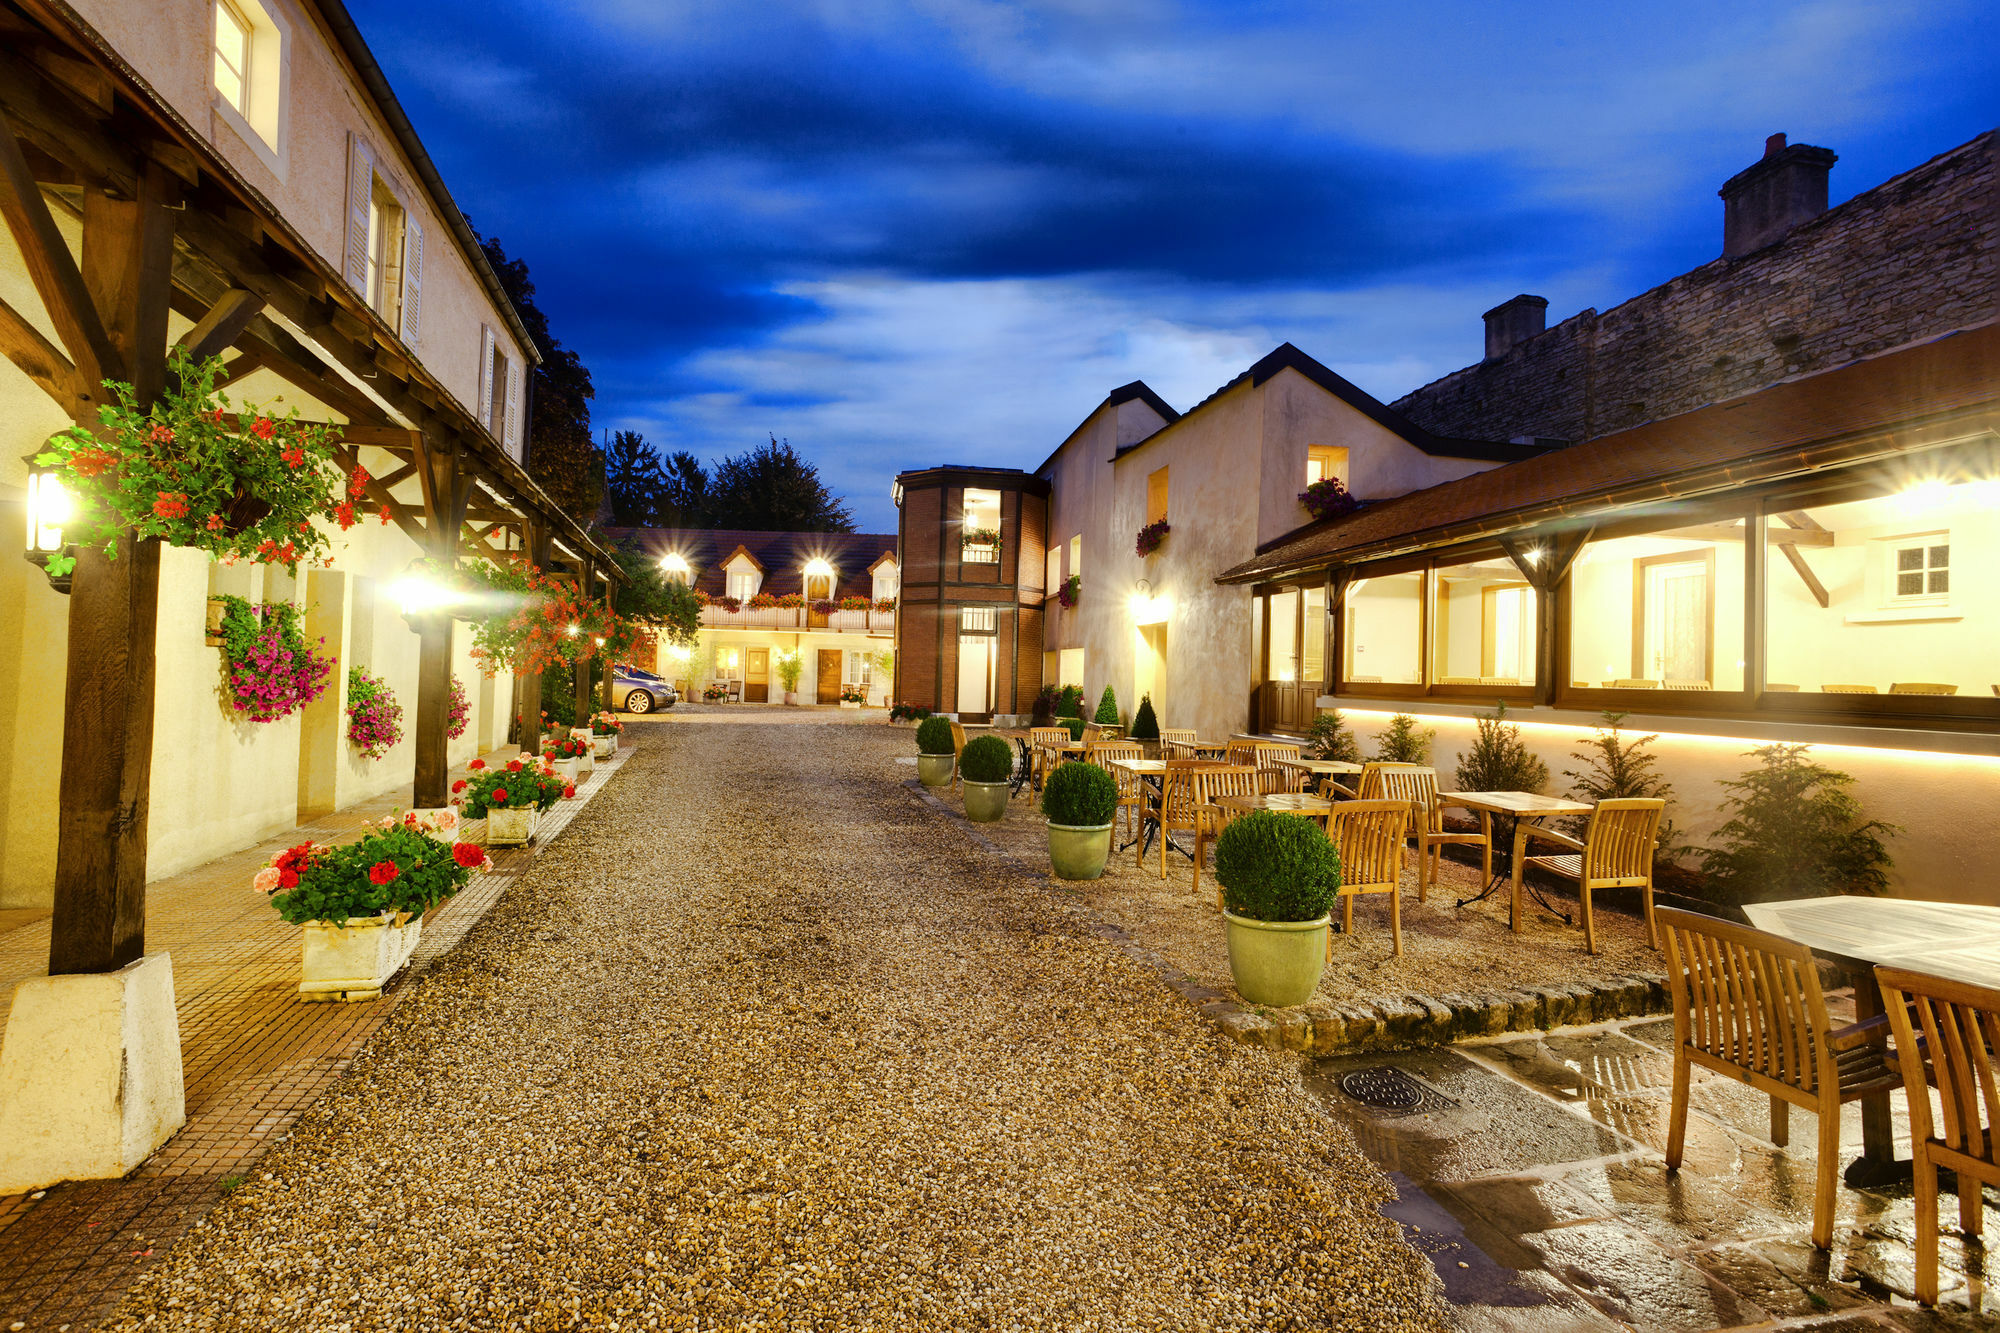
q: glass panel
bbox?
[1433,556,1537,686]
[1045,548,1061,592]
[962,489,1001,563]
[1301,586,1325,683]
[1146,467,1169,524]
[960,605,997,633]
[1568,519,1745,691]
[1343,571,1423,685]
[214,3,248,111]
[1762,481,1996,698]
[1267,589,1299,682]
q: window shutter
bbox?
[503,356,521,450]
[400,215,423,343]
[344,133,373,293]
[477,324,494,431]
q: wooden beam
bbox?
[174,286,262,362]
[1655,521,1832,547]
[0,108,114,389]
[81,162,178,404]
[1777,542,1830,609]
[0,290,81,409]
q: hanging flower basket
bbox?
[1299,477,1361,522]
[1057,574,1080,609]
[346,667,404,760]
[212,595,336,724]
[446,675,471,740]
[1135,519,1170,557]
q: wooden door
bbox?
[806,575,832,629]
[745,647,769,702]
[816,649,842,703]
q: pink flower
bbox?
[253,867,280,894]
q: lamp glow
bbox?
[390,574,461,619]
[24,471,67,553]
[566,623,580,637]
[803,557,834,578]
[661,553,689,575]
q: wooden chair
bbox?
[1664,679,1712,691]
[1437,675,1480,685]
[1890,682,1958,696]
[1142,759,1205,873]
[1876,966,2000,1304]
[948,720,969,791]
[1478,676,1522,686]
[1028,727,1070,786]
[1159,728,1196,759]
[1359,763,1488,902]
[1089,742,1146,841]
[1252,743,1303,792]
[1512,798,1663,953]
[1821,683,1879,694]
[1190,765,1260,899]
[1325,800,1411,958]
[1765,683,1800,692]
[1658,908,1902,1249]
[1610,678,1659,689]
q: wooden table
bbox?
[1216,792,1334,823]
[1163,740,1231,760]
[1440,791,1593,917]
[1744,896,2000,1185]
[1111,758,1230,858]
[1272,755,1364,796]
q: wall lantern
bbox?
[566,623,580,637]
[22,460,73,593]
[1129,578,1168,626]
[802,557,835,579]
[660,552,690,578]
[389,563,461,626]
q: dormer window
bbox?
[726,568,759,601]
[872,557,899,602]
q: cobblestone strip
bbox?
[901,779,1670,1056]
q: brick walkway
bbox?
[0,738,638,1332]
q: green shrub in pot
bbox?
[1213,811,1341,1006]
[915,715,956,787]
[959,735,1015,822]
[1041,760,1117,880]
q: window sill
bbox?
[211,91,284,179]
[1843,607,1960,625]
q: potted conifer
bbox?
[1092,684,1122,734]
[959,735,1015,821]
[1214,811,1341,1007]
[915,715,957,787]
[1130,694,1161,759]
[1042,760,1117,880]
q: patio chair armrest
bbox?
[1516,824,1583,854]
[1827,1013,1890,1051]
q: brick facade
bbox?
[1392,131,1999,445]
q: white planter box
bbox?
[592,735,616,759]
[553,756,579,784]
[570,728,594,776]
[487,806,537,847]
[299,913,422,1002]
[839,701,862,710]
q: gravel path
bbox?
[108,723,1448,1332]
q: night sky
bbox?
[351,1,2000,531]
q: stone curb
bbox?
[903,778,1671,1056]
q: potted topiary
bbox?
[1130,694,1161,758]
[1213,811,1341,1007]
[1093,684,1121,732]
[915,715,956,787]
[959,735,1014,821]
[1042,760,1117,880]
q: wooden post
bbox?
[514,520,548,753]
[409,436,470,809]
[600,582,616,716]
[572,559,595,723]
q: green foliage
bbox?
[1041,761,1117,827]
[1563,711,1682,862]
[960,736,1014,784]
[915,715,955,755]
[706,436,856,532]
[1454,702,1547,794]
[1214,812,1341,923]
[1129,694,1161,741]
[1374,713,1435,765]
[607,540,701,648]
[458,756,568,817]
[775,649,803,692]
[1307,710,1362,763]
[1093,685,1120,724]
[1062,717,1087,741]
[1699,744,1897,904]
[1056,685,1085,718]
[264,817,481,927]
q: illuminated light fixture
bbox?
[390,565,464,623]
[594,636,605,647]
[669,644,693,662]
[1523,545,1543,566]
[803,557,835,578]
[1899,477,1951,512]
[21,460,72,592]
[1128,578,1168,626]
[566,623,580,637]
[661,552,689,576]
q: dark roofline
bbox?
[1114,343,1550,466]
[314,0,541,364]
[1032,380,1179,475]
[893,465,1051,496]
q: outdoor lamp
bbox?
[22,459,73,593]
[661,552,689,578]
[803,557,834,578]
[566,623,580,637]
[390,564,461,625]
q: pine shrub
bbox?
[1214,811,1341,922]
[1306,710,1361,763]
[915,715,955,755]
[1563,711,1681,861]
[1093,684,1120,724]
[1374,713,1434,765]
[959,735,1014,783]
[1129,694,1161,741]
[1041,761,1117,826]
[1453,701,1547,793]
[1055,684,1085,718]
[1700,744,1897,905]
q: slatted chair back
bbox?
[1821,683,1878,694]
[1359,763,1442,832]
[1159,728,1197,757]
[1326,799,1411,956]
[1583,799,1664,885]
[1876,965,2000,1302]
[1158,760,1215,829]
[1224,740,1262,767]
[1611,677,1659,689]
[1659,908,1831,1097]
[1193,764,1260,812]
[1030,726,1071,752]
[949,721,968,759]
[1890,682,1958,695]
[1664,679,1712,691]
[1088,741,1142,771]
[1253,742,1302,771]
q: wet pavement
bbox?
[1305,1014,1999,1331]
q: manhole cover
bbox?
[1338,1066,1453,1114]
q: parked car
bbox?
[612,664,677,714]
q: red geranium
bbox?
[563,784,576,799]
[467,759,485,770]
[279,868,299,889]
[250,416,276,441]
[367,860,399,886]
[491,788,508,806]
[451,842,486,869]
[451,779,467,793]
[506,759,523,772]
[152,491,189,520]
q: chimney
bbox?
[1482,294,1548,361]
[1719,132,1837,257]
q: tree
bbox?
[1093,684,1120,724]
[657,450,711,528]
[1700,744,1897,905]
[477,231,604,524]
[607,540,700,648]
[1453,701,1548,794]
[605,430,666,526]
[1374,713,1434,765]
[705,436,854,532]
[1563,711,1681,864]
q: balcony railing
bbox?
[696,605,896,634]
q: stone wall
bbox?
[1393,130,2000,445]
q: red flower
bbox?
[491,788,508,806]
[451,842,485,868]
[505,760,523,772]
[334,501,356,529]
[563,785,576,799]
[297,521,311,533]
[251,416,276,441]
[69,447,117,478]
[279,868,299,889]
[467,759,485,770]
[152,491,189,520]
[281,445,306,468]
[451,779,467,793]
[205,513,225,531]
[348,465,370,499]
[148,423,176,446]
[367,860,399,886]
[208,407,226,423]
[377,504,392,525]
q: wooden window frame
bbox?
[1629,547,1717,684]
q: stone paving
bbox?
[0,739,635,1332]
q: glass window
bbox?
[1045,547,1061,593]
[726,568,759,601]
[1342,571,1424,685]
[1268,589,1299,681]
[960,606,997,633]
[214,1,249,113]
[1301,586,1325,683]
[1058,647,1085,687]
[1567,519,1745,692]
[1147,467,1169,524]
[962,489,1001,564]
[1763,481,1995,698]
[1068,535,1082,578]
[1433,556,1537,686]
[1306,445,1348,486]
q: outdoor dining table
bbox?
[1109,757,1227,859]
[1215,791,1334,823]
[1440,791,1593,918]
[1163,739,1231,760]
[1743,895,2000,1187]
[1271,755,1364,796]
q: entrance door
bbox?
[1638,556,1711,684]
[816,648,842,703]
[806,574,833,629]
[957,637,992,718]
[744,647,769,702]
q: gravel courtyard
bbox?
[108,719,1447,1332]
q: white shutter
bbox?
[502,357,522,451]
[399,215,423,343]
[477,325,494,431]
[344,133,373,294]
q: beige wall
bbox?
[682,629,894,705]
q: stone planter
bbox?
[962,779,1010,823]
[487,806,537,847]
[916,753,956,788]
[1137,739,1161,760]
[203,597,228,646]
[592,735,616,760]
[839,700,862,710]
[298,912,422,1002]
[1047,822,1112,881]
[570,728,595,777]
[552,756,579,784]
[1223,911,1329,1007]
